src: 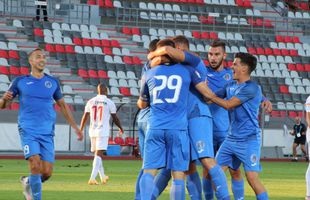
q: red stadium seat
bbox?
[281,49,289,56]
[284,36,292,43]
[65,45,75,54]
[20,67,29,75]
[87,0,96,5]
[279,85,289,94]
[10,102,19,110]
[77,69,88,78]
[200,32,209,39]
[256,18,263,26]
[73,38,83,46]
[256,47,265,55]
[88,69,98,78]
[114,137,125,145]
[243,0,252,7]
[82,38,92,46]
[101,39,111,47]
[247,18,256,26]
[45,44,55,53]
[92,39,101,47]
[0,66,9,74]
[289,111,297,118]
[305,64,310,71]
[203,60,209,66]
[264,19,273,27]
[0,50,8,58]
[33,28,44,37]
[296,64,305,71]
[123,56,133,65]
[125,137,135,146]
[103,47,113,55]
[275,35,284,43]
[209,32,218,40]
[247,47,256,54]
[235,0,243,6]
[199,16,209,24]
[289,49,298,56]
[9,66,20,75]
[111,40,121,48]
[132,27,141,35]
[8,50,19,59]
[98,70,108,78]
[265,48,273,55]
[132,56,142,65]
[122,27,131,35]
[287,63,296,70]
[55,44,65,53]
[105,0,113,8]
[98,0,105,7]
[273,48,281,56]
[120,87,131,96]
[108,137,115,145]
[271,110,280,118]
[192,31,201,39]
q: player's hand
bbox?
[119,128,124,135]
[261,100,272,113]
[2,91,13,101]
[75,128,83,141]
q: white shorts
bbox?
[90,136,109,152]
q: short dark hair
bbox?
[28,48,44,57]
[234,52,257,74]
[156,38,175,48]
[172,35,189,49]
[210,40,226,52]
[148,39,159,52]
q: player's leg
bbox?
[152,168,171,199]
[202,169,214,200]
[185,162,202,200]
[89,137,100,184]
[167,130,190,200]
[95,136,109,184]
[240,139,268,199]
[135,121,147,200]
[140,129,166,200]
[229,168,244,200]
[28,155,43,200]
[301,144,307,159]
[292,142,298,161]
[188,116,213,200]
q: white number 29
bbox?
[153,75,182,104]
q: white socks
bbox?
[98,158,106,181]
[306,163,310,196]
[90,156,102,180]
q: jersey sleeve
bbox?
[53,79,63,101]
[141,62,150,77]
[306,96,310,112]
[109,100,117,114]
[187,67,204,85]
[139,74,150,102]
[183,51,202,68]
[84,101,91,113]
[8,77,20,98]
[235,83,258,103]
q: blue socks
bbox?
[202,177,214,200]
[29,174,42,200]
[140,173,155,200]
[231,179,244,200]
[170,179,185,200]
[209,165,230,200]
[256,192,268,200]
[135,169,144,200]
[186,172,202,200]
[152,169,171,199]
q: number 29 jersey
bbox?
[84,95,117,137]
[140,64,203,130]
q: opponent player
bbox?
[205,52,269,200]
[80,83,123,185]
[0,48,83,200]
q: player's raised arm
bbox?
[56,98,83,141]
[148,46,185,62]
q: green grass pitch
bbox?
[0,159,307,200]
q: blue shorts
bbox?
[213,132,227,153]
[19,128,55,163]
[216,138,262,172]
[143,129,190,171]
[189,116,214,161]
[137,121,148,159]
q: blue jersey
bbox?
[216,80,262,140]
[140,63,203,130]
[9,74,63,135]
[183,52,212,119]
[206,67,233,135]
[137,62,151,123]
